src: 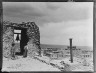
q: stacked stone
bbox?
[26,41,39,57]
[3,21,14,58]
[26,22,41,55]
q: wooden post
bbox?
[67,38,76,63]
[69,38,73,63]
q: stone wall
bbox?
[26,22,41,56]
[3,21,14,58]
[26,22,40,50]
[3,21,41,58]
[26,41,39,57]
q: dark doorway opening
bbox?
[14,27,29,55]
[20,28,28,55]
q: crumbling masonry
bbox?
[3,21,41,58]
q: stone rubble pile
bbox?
[33,56,71,71]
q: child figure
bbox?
[11,43,16,60]
[23,45,28,58]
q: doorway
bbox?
[20,28,28,55]
[14,27,29,55]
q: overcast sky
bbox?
[3,2,93,47]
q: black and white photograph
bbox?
[2,2,93,72]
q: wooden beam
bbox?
[14,33,21,34]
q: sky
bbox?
[3,2,93,47]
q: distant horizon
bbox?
[15,42,93,48]
[40,43,93,51]
[40,43,93,47]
